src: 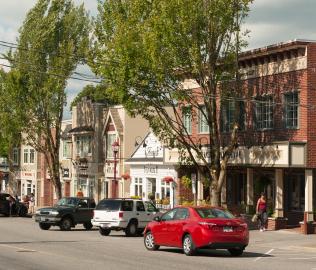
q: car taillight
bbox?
[119,212,123,218]
[199,222,219,231]
[236,223,248,232]
[93,210,95,218]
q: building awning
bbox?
[68,126,94,134]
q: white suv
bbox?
[92,198,159,237]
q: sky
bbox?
[1,0,316,119]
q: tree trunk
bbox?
[210,185,221,206]
[7,147,17,195]
[55,175,62,200]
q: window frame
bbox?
[182,106,192,135]
[284,91,299,129]
[221,100,245,133]
[198,105,210,134]
[254,95,274,130]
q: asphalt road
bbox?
[0,217,316,270]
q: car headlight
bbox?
[36,210,41,214]
[50,211,59,215]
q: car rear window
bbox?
[195,208,235,219]
[96,200,133,211]
[96,200,122,211]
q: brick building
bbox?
[181,39,316,227]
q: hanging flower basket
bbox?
[162,176,174,184]
[121,172,131,180]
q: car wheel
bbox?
[125,220,138,237]
[39,223,51,230]
[144,231,160,251]
[228,248,244,256]
[183,234,196,256]
[99,227,111,236]
[83,222,93,230]
[59,217,72,231]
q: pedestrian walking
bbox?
[28,193,35,215]
[256,192,267,232]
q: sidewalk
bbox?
[250,228,316,252]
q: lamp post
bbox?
[112,141,120,198]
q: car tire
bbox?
[83,222,93,230]
[39,223,51,230]
[228,248,244,256]
[59,217,72,231]
[99,227,111,236]
[144,231,160,251]
[125,220,138,237]
[182,234,196,256]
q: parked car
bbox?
[34,197,95,231]
[92,198,159,237]
[143,206,249,256]
[0,193,28,217]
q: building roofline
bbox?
[240,39,316,59]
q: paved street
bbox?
[0,217,316,270]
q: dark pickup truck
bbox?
[34,197,95,231]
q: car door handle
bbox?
[136,213,140,215]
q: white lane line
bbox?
[0,244,36,252]
[254,249,274,262]
[289,257,316,260]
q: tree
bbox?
[92,0,252,206]
[6,0,90,199]
[71,84,117,108]
[0,69,25,194]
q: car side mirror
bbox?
[153,216,161,222]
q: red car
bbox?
[144,206,249,256]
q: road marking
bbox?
[254,248,274,262]
[289,257,316,260]
[0,244,36,252]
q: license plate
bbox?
[223,226,233,232]
[40,217,47,222]
[101,223,110,228]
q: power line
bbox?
[0,63,101,84]
[0,56,101,82]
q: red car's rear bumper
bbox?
[194,228,249,249]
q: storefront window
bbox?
[288,174,305,211]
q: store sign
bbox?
[144,165,158,174]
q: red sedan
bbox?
[144,206,249,256]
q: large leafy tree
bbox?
[6,0,90,199]
[92,0,252,206]
[0,70,25,194]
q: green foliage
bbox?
[70,84,117,108]
[5,0,90,199]
[92,0,252,206]
[181,176,192,189]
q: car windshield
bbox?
[96,200,122,211]
[56,197,79,206]
[195,208,235,219]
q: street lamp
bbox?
[112,140,120,198]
